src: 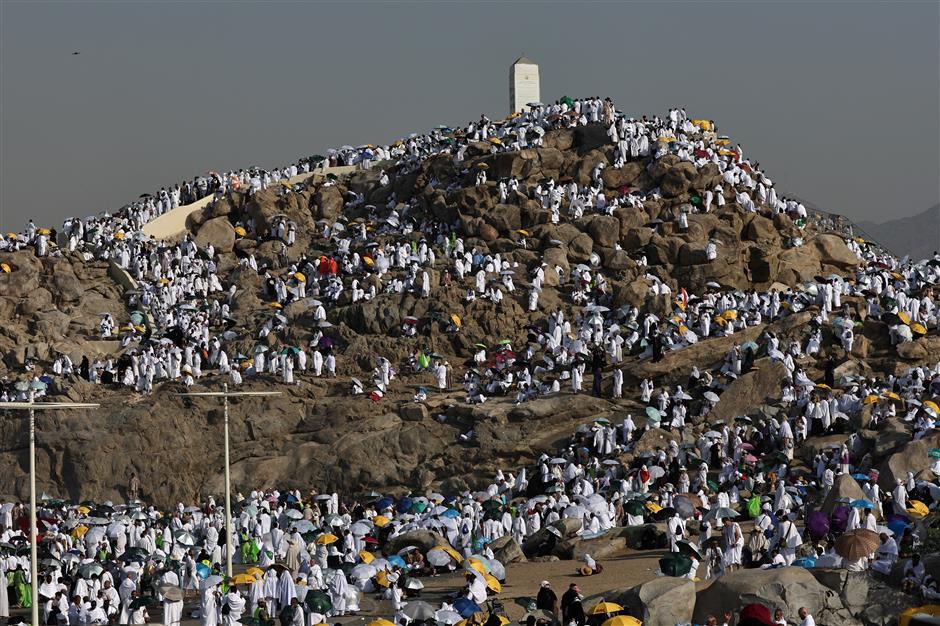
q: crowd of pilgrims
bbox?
[2,370,940,626]
[1,96,937,409]
[2,97,940,623]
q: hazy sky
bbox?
[1,1,938,232]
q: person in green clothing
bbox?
[239,532,260,564]
[12,566,30,608]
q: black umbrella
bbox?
[659,553,693,577]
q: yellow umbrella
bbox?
[373,515,390,527]
[72,525,89,538]
[37,227,51,235]
[601,617,642,626]
[76,505,91,515]
[294,272,306,282]
[692,119,712,131]
[908,501,929,518]
[230,573,257,586]
[280,181,292,188]
[496,617,510,626]
[234,226,248,237]
[315,533,339,545]
[451,313,462,328]
[134,325,146,333]
[358,550,375,564]
[114,232,125,239]
[645,502,662,514]
[484,574,501,593]
[924,401,940,413]
[488,137,503,145]
[899,311,911,325]
[5,233,16,239]
[434,545,462,562]
[363,256,375,267]
[516,229,529,236]
[882,391,902,401]
[268,302,283,309]
[159,278,171,285]
[374,571,391,588]
[815,384,832,391]
[369,618,396,626]
[863,395,880,405]
[475,162,489,170]
[465,558,488,575]
[245,567,264,579]
[721,310,738,320]
[891,272,904,281]
[0,263,10,273]
[911,323,927,335]
[589,602,624,615]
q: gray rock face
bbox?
[611,578,696,626]
[693,567,860,626]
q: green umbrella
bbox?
[929,449,940,459]
[305,590,332,614]
[659,553,693,577]
[624,500,646,516]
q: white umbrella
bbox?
[350,564,377,580]
[174,531,196,546]
[283,509,303,520]
[427,548,453,567]
[703,391,720,403]
[436,609,463,625]
[563,505,587,519]
[350,521,372,536]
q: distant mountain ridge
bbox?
[858,204,939,262]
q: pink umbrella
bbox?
[744,454,758,463]
[737,443,755,450]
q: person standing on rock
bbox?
[722,516,743,571]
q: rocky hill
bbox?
[1,113,937,509]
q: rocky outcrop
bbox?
[610,578,696,626]
[693,567,860,626]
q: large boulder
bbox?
[877,433,940,491]
[705,361,787,424]
[384,529,451,555]
[313,185,344,221]
[611,578,696,626]
[813,234,860,270]
[587,215,621,249]
[819,473,868,514]
[195,217,236,253]
[693,567,858,626]
[488,535,526,564]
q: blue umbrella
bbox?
[887,518,911,537]
[443,496,458,505]
[851,499,875,509]
[793,557,816,568]
[441,509,460,519]
[375,497,394,511]
[851,473,870,482]
[196,563,211,579]
[645,407,662,423]
[396,497,414,514]
[387,555,407,568]
[454,598,482,618]
[741,341,759,352]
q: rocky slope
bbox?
[1,122,937,508]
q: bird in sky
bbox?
[72,51,80,55]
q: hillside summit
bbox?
[0,98,939,625]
